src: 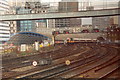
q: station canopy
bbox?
[7,32,49,45]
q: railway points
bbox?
[2,43,120,79]
[13,44,106,78]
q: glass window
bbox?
[24,24,27,26]
[21,28,23,31]
[28,24,31,26]
[24,21,28,23]
[20,24,23,26]
[25,26,27,28]
[20,21,24,23]
[28,21,31,23]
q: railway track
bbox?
[97,47,120,80]
[98,62,119,80]
[101,67,120,79]
[67,47,119,79]
[20,45,118,79]
[12,45,93,79]
[14,44,106,79]
[27,48,106,79]
[2,44,81,70]
[2,43,119,79]
[44,47,116,79]
[2,43,90,78]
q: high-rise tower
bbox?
[55,0,81,28]
[0,0,10,50]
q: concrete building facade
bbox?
[9,21,17,34]
[0,0,10,50]
[55,0,81,28]
[118,1,120,26]
[92,17,111,29]
[58,0,78,12]
[15,1,51,32]
[47,19,55,28]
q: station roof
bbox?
[7,32,49,45]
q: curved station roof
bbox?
[7,32,49,45]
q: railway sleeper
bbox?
[94,58,120,73]
[37,50,107,79]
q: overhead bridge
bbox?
[0,8,120,21]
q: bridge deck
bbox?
[0,8,120,21]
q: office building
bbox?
[103,1,120,28]
[47,19,55,28]
[0,0,10,50]
[118,1,120,26]
[9,21,17,34]
[58,0,78,12]
[15,1,53,33]
[81,6,94,27]
[16,7,36,32]
[8,0,41,6]
[92,17,111,29]
[55,0,81,28]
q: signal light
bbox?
[56,32,58,34]
[52,31,59,35]
[95,30,99,32]
[66,32,69,34]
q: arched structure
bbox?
[7,32,49,45]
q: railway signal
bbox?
[32,61,38,66]
[65,60,71,65]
